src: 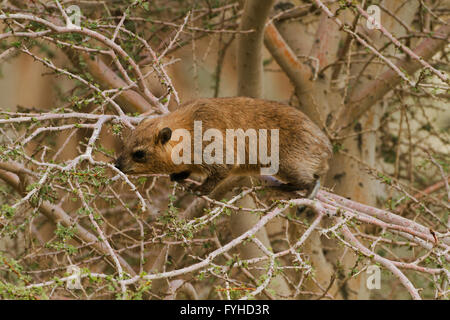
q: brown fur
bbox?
[115,97,332,195]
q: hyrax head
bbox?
[115,118,175,175]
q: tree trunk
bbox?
[234,0,292,298]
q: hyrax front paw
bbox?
[169,171,191,182]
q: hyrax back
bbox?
[115,97,332,196]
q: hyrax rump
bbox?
[115,97,332,197]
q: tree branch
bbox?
[344,24,449,128]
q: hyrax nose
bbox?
[115,156,124,171]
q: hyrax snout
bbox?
[115,97,332,198]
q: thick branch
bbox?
[237,0,275,97]
[264,22,313,93]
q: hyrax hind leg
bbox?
[305,176,321,199]
[274,164,319,196]
[273,175,320,198]
[274,165,321,215]
[296,178,320,215]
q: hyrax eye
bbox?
[132,150,146,162]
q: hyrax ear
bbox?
[157,127,172,145]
